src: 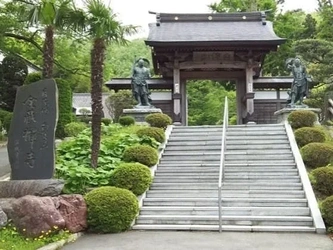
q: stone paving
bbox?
[62,231,333,250]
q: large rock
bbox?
[0,198,15,219]
[7,79,58,180]
[11,195,65,237]
[0,206,7,227]
[0,179,64,198]
[52,195,87,233]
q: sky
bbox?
[108,0,319,38]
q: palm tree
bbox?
[19,0,73,78]
[68,0,136,168]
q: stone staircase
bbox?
[133,124,325,232]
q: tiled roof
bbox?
[146,12,285,44]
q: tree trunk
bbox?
[90,38,105,168]
[43,25,54,78]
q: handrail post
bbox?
[218,97,228,233]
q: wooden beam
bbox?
[179,61,251,69]
[181,70,244,80]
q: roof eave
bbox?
[145,39,286,47]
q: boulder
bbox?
[0,179,64,198]
[0,206,7,227]
[52,195,87,233]
[11,195,65,237]
[0,198,15,219]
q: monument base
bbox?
[123,108,162,124]
[274,107,322,124]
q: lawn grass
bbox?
[0,223,71,250]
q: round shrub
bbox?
[294,127,326,148]
[85,186,139,233]
[311,167,333,196]
[110,163,153,196]
[301,143,333,169]
[145,113,172,129]
[136,127,165,143]
[101,118,112,126]
[288,110,317,129]
[321,196,333,227]
[64,122,87,137]
[123,145,158,167]
[119,116,135,126]
[3,112,12,133]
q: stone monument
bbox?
[7,79,58,180]
[123,57,161,123]
[274,58,321,123]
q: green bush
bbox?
[145,113,172,129]
[301,143,333,169]
[288,110,317,129]
[64,122,87,137]
[55,79,73,139]
[294,127,326,148]
[321,195,333,227]
[105,90,135,122]
[3,112,12,133]
[136,127,165,143]
[24,72,42,85]
[110,163,153,196]
[101,118,112,126]
[311,167,333,197]
[85,186,139,233]
[123,145,158,167]
[119,116,135,126]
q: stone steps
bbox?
[146,190,305,198]
[135,215,313,226]
[139,206,310,216]
[142,198,308,207]
[132,224,316,232]
[133,125,318,233]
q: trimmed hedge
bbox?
[0,110,12,133]
[85,186,139,233]
[24,72,42,85]
[55,78,73,139]
[64,122,87,137]
[300,143,333,169]
[101,118,112,126]
[110,163,153,196]
[136,127,165,143]
[119,116,135,126]
[321,196,333,227]
[288,110,317,129]
[122,145,158,167]
[311,167,333,197]
[294,127,326,148]
[145,113,172,129]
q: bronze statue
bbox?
[131,58,153,107]
[285,58,310,108]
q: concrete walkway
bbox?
[62,231,332,250]
[0,146,10,178]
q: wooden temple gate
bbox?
[107,11,292,125]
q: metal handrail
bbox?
[218,97,229,233]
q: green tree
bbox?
[0,55,28,111]
[294,39,333,84]
[187,80,236,125]
[19,0,74,78]
[69,0,137,168]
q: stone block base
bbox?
[274,107,321,124]
[123,108,162,124]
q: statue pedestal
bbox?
[274,107,322,124]
[123,107,162,124]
